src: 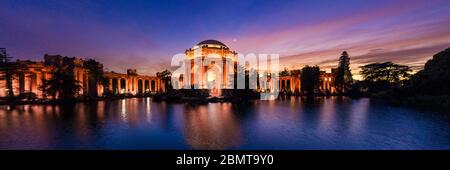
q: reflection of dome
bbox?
[197,40,227,48]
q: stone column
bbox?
[98,84,103,97]
[25,73,31,92]
[128,78,132,94]
[126,78,129,93]
[322,78,326,91]
[118,78,122,94]
[156,79,159,92]
[201,56,205,89]
[77,70,83,96]
[222,59,227,88]
[19,72,25,94]
[126,78,128,93]
[84,73,89,95]
[131,78,135,94]
[31,73,37,94]
[190,59,194,89]
[234,61,237,89]
[154,79,157,92]
[158,79,160,92]
[134,78,137,94]
[36,72,42,97]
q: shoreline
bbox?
[1,94,448,113]
[0,93,350,106]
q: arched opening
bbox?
[207,71,217,86]
[286,79,291,92]
[19,73,25,94]
[151,80,156,92]
[281,80,285,91]
[138,79,143,94]
[205,64,222,96]
[120,78,126,93]
[144,80,150,93]
[112,78,118,94]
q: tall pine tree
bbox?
[334,51,353,93]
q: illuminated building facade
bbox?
[183,40,238,96]
[180,40,337,95]
[1,40,338,99]
[278,71,336,94]
[0,54,163,99]
[104,69,163,95]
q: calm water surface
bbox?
[1,97,449,149]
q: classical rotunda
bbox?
[181,40,237,95]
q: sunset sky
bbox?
[1,0,450,79]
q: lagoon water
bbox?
[1,97,449,149]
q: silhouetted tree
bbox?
[157,69,172,92]
[0,48,7,63]
[301,66,321,95]
[369,47,450,108]
[279,67,290,76]
[83,59,104,98]
[334,51,353,93]
[0,49,20,98]
[406,47,450,96]
[290,69,301,77]
[41,66,81,101]
[360,61,411,93]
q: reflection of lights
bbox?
[121,99,127,122]
[348,99,370,135]
[184,104,242,149]
[146,97,151,124]
[318,98,336,134]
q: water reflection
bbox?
[182,103,242,149]
[347,98,370,136]
[146,98,151,124]
[0,97,449,149]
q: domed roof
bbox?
[197,39,227,47]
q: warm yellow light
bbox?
[207,72,216,82]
